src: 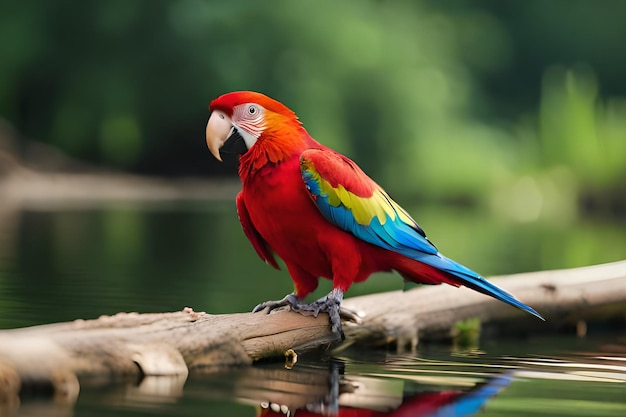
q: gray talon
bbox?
[339,306,362,324]
[252,293,300,314]
[252,289,347,340]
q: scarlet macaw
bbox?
[206,91,543,338]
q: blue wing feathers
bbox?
[301,151,543,320]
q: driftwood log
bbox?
[0,260,625,400]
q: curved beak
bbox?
[205,110,233,162]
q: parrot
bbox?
[205,91,543,339]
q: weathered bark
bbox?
[0,261,624,399]
[343,260,626,348]
[0,308,336,400]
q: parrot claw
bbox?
[339,307,362,324]
[252,293,300,314]
[252,289,348,341]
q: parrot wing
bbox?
[236,192,280,270]
[300,148,438,259]
[300,149,544,320]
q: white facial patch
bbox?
[232,103,266,149]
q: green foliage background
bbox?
[1,0,626,219]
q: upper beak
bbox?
[205,110,233,162]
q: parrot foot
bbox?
[290,288,345,340]
[252,289,349,340]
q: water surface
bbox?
[7,337,625,417]
[0,202,624,416]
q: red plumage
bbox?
[211,91,457,299]
[239,153,400,297]
[206,91,542,335]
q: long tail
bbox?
[397,252,545,320]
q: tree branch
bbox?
[0,261,624,399]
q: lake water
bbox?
[0,200,624,416]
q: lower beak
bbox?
[205,111,233,162]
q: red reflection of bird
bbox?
[256,373,512,417]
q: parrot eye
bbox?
[247,105,258,115]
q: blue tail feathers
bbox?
[435,253,545,320]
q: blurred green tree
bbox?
[1,0,625,216]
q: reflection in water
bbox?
[179,357,514,417]
[5,344,626,417]
[252,360,511,417]
[125,374,187,404]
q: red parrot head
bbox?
[206,91,302,162]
